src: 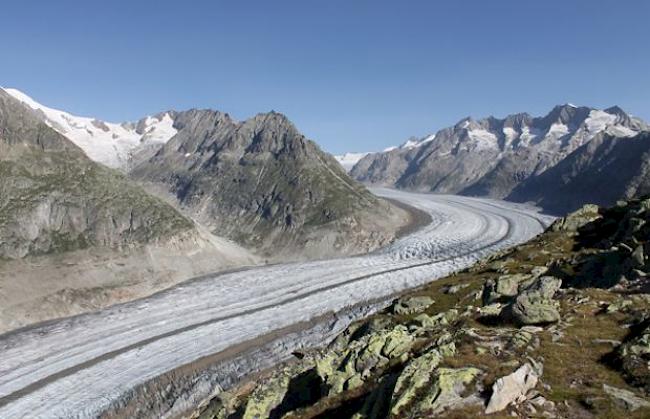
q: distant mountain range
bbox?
[350,104,649,213]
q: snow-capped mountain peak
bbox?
[3,88,178,170]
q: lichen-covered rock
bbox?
[391,296,434,316]
[241,363,309,419]
[603,384,650,411]
[509,329,534,349]
[485,363,539,414]
[510,296,560,326]
[389,348,446,415]
[497,274,532,297]
[408,309,458,332]
[329,315,395,350]
[409,367,482,415]
[507,276,562,326]
[482,274,534,305]
[198,390,236,419]
[617,322,650,390]
[479,303,504,318]
[316,325,415,395]
[551,204,601,232]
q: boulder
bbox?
[485,363,539,414]
[603,384,650,411]
[510,297,560,326]
[410,367,482,415]
[391,296,434,316]
[507,276,562,326]
[617,323,650,390]
[316,325,415,394]
[509,329,534,349]
[631,245,646,268]
[479,303,504,318]
[482,274,534,305]
[497,274,531,297]
[330,316,395,349]
[408,309,458,332]
[241,363,308,419]
[389,348,446,415]
[551,204,601,232]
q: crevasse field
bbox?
[0,189,554,418]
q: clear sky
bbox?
[1,0,648,154]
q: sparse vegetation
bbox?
[195,198,650,418]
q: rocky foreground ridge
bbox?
[192,197,650,418]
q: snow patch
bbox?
[334,152,369,171]
[467,128,498,150]
[546,123,570,140]
[4,88,177,170]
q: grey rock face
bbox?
[509,132,650,214]
[603,384,650,411]
[130,110,402,257]
[0,89,195,259]
[351,105,648,213]
[485,363,539,414]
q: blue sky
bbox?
[1,1,648,154]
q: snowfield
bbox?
[4,88,177,169]
[0,189,554,418]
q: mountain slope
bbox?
[351,105,648,202]
[4,88,178,170]
[131,110,410,259]
[0,88,197,258]
[508,132,650,213]
[0,88,258,331]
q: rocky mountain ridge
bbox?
[130,109,409,259]
[351,104,649,213]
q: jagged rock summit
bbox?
[131,109,409,259]
[351,104,649,213]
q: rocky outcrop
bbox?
[507,276,562,326]
[193,196,650,419]
[351,105,649,213]
[130,110,409,260]
[390,295,434,316]
[550,203,602,232]
[603,384,650,411]
[617,321,650,391]
[405,367,482,416]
